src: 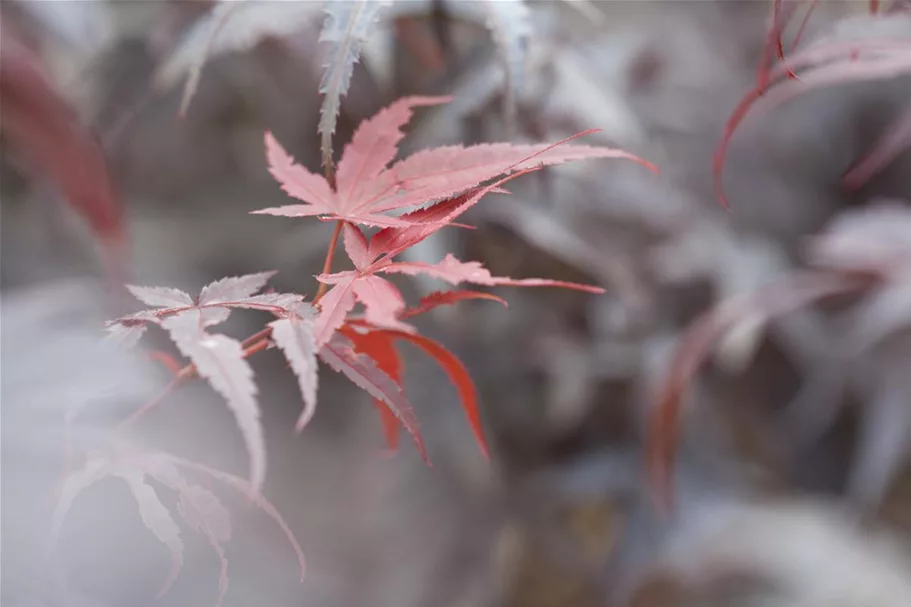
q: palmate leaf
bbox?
[319,332,427,462]
[254,97,655,228]
[108,272,319,492]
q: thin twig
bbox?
[313,220,344,304]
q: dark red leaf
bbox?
[341,326,403,451]
[400,290,508,319]
[380,329,490,460]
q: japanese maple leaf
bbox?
[106,272,316,494]
[312,223,605,347]
[343,323,491,460]
[252,95,654,228]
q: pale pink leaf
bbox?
[115,468,184,598]
[199,271,277,305]
[312,276,358,347]
[319,333,427,461]
[126,285,193,308]
[383,254,606,294]
[269,306,319,432]
[342,223,372,269]
[369,142,656,213]
[317,0,386,167]
[335,96,451,204]
[161,311,265,494]
[351,275,410,330]
[263,132,336,211]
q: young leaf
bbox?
[268,305,320,432]
[318,0,387,168]
[319,332,427,462]
[114,468,185,598]
[161,310,265,494]
[382,329,490,459]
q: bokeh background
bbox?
[3,1,911,606]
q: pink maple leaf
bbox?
[312,222,605,347]
[252,96,655,228]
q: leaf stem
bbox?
[313,221,343,304]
